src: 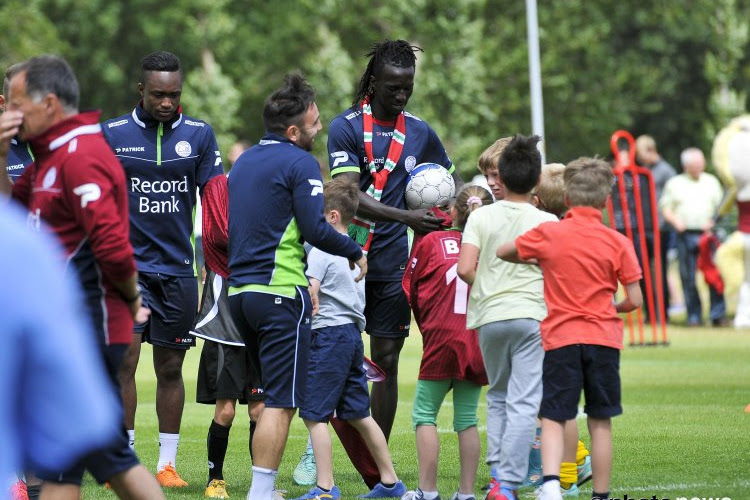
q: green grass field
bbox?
[79,324,750,500]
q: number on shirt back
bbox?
[445,263,469,315]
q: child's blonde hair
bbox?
[453,185,493,229]
[324,177,359,224]
[477,137,512,174]
[564,157,614,208]
[535,163,566,218]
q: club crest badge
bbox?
[175,141,192,158]
[404,156,417,172]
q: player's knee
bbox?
[214,403,236,425]
[412,405,439,428]
[248,401,264,422]
[453,415,479,432]
[155,360,183,382]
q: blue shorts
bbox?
[299,323,371,422]
[229,286,311,409]
[364,281,411,338]
[134,272,198,349]
[539,344,622,421]
[38,344,139,485]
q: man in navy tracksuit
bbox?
[227,73,367,500]
[102,51,223,486]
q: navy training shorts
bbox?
[299,323,371,423]
[364,280,411,338]
[134,272,198,349]
[229,286,312,409]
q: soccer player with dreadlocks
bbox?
[325,39,462,452]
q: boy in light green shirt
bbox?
[457,135,557,500]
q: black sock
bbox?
[592,491,610,500]
[207,420,231,482]
[26,484,41,500]
[543,475,560,483]
[381,482,396,488]
[249,420,257,461]
[317,484,331,493]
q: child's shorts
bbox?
[539,344,622,421]
[299,323,371,422]
[412,378,481,432]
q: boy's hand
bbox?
[309,287,319,316]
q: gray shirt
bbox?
[651,158,677,228]
[306,246,366,331]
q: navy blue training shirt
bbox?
[327,108,452,281]
[227,133,363,294]
[102,105,223,277]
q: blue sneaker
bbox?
[292,485,341,500]
[357,481,407,498]
[561,483,579,497]
[576,456,592,487]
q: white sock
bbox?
[247,466,277,500]
[157,432,180,470]
[127,429,135,450]
[454,494,474,500]
[306,435,313,452]
[422,490,439,500]
[541,479,561,496]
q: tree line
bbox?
[3,0,748,177]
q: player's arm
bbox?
[615,280,643,313]
[457,242,479,285]
[495,240,537,265]
[0,110,22,196]
[335,170,444,234]
[308,277,321,317]
[293,158,366,281]
[196,126,223,195]
[64,159,144,319]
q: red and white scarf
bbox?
[348,97,406,253]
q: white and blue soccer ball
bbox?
[404,163,455,210]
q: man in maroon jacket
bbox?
[0,55,164,500]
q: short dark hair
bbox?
[498,134,542,194]
[3,63,23,97]
[263,73,316,136]
[323,177,359,224]
[140,51,182,83]
[352,40,422,108]
[15,55,79,111]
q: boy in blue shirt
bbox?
[294,178,405,500]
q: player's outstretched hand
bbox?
[351,255,367,282]
[403,208,443,235]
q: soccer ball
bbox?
[404,163,455,210]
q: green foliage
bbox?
[5,0,749,173]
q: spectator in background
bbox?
[636,135,677,321]
[660,147,727,327]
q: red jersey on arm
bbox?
[201,174,230,278]
[403,229,488,385]
[12,111,136,345]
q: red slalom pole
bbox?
[608,130,668,345]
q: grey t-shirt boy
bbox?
[306,247,366,331]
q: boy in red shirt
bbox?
[497,157,643,500]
